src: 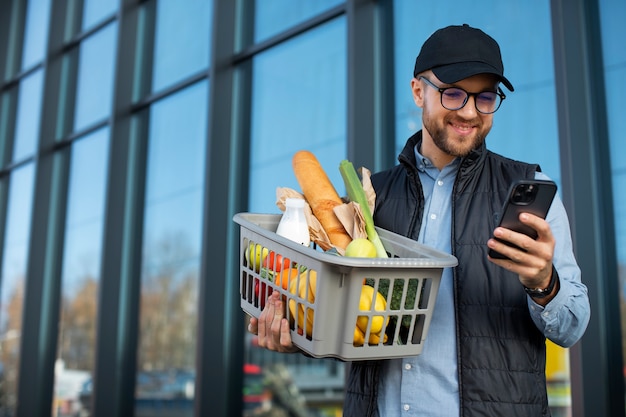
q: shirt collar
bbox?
[413,144,461,174]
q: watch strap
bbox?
[524,265,559,299]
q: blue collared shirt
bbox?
[377,146,590,416]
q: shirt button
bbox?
[403,404,410,411]
[430,213,437,220]
[404,363,412,370]
[437,180,444,186]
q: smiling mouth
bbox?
[450,121,476,134]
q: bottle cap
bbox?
[285,198,305,208]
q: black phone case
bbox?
[488,179,557,259]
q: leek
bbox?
[339,160,388,258]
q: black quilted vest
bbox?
[343,131,549,417]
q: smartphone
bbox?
[488,179,557,259]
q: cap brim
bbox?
[432,62,514,92]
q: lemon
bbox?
[353,326,365,346]
[368,331,388,345]
[345,238,377,258]
[356,285,387,334]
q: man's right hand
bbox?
[248,291,299,353]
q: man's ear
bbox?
[411,77,424,108]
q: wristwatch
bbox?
[523,266,559,299]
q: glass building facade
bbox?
[0,1,623,416]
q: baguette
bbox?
[292,151,352,250]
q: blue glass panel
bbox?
[599,0,626,68]
[393,0,561,186]
[13,69,43,162]
[54,128,109,406]
[73,23,117,132]
[82,0,118,31]
[152,0,212,92]
[599,3,626,389]
[136,82,208,406]
[0,163,35,416]
[21,0,52,70]
[603,69,626,263]
[254,0,344,43]
[599,0,626,266]
[144,84,207,217]
[249,17,347,214]
[63,131,109,229]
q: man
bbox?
[249,24,590,416]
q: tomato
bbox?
[262,251,291,272]
[275,267,300,291]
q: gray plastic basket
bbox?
[234,213,457,361]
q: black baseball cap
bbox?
[413,24,514,92]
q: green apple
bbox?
[345,238,377,258]
[245,242,269,272]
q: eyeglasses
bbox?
[419,76,506,114]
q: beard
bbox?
[422,111,491,158]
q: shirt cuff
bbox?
[527,276,570,331]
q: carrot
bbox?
[292,151,352,251]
